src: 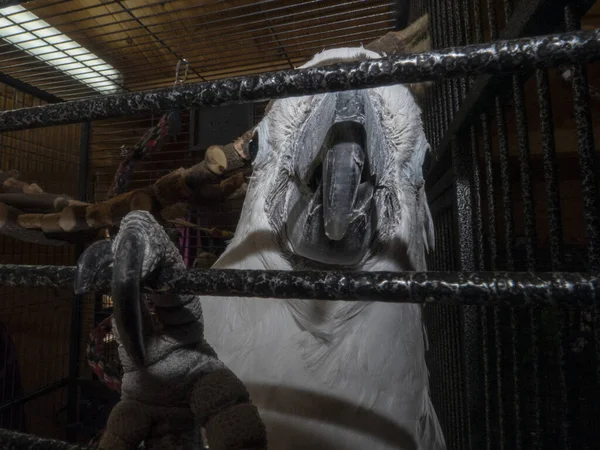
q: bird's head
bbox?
[236,47,434,271]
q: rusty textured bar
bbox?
[509,309,522,450]
[0,264,599,307]
[470,128,484,272]
[452,138,475,272]
[0,428,87,449]
[511,70,533,450]
[431,0,449,135]
[536,69,564,271]
[451,306,466,448]
[474,2,490,448]
[504,0,513,21]
[456,0,468,94]
[461,0,475,87]
[440,0,456,126]
[486,0,498,40]
[453,135,477,450]
[487,3,506,449]
[0,28,599,131]
[513,73,537,271]
[565,8,600,272]
[448,0,466,111]
[494,97,515,271]
[472,0,483,44]
[481,306,492,450]
[528,304,542,450]
[555,306,571,449]
[564,8,600,448]
[493,305,506,450]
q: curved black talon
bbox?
[75,239,114,295]
[113,230,147,367]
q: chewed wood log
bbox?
[1,176,43,194]
[364,13,429,55]
[205,144,247,175]
[86,188,156,229]
[0,193,86,213]
[0,203,67,246]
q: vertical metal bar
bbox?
[66,121,91,441]
[452,135,479,450]
[535,70,564,271]
[395,0,409,30]
[454,0,467,100]
[509,308,522,450]
[481,307,493,450]
[461,0,474,88]
[452,138,475,271]
[513,74,536,271]
[511,67,534,450]
[554,306,571,450]
[564,6,600,272]
[441,0,456,121]
[493,305,506,450]
[564,8,600,449]
[448,0,465,110]
[482,114,497,270]
[486,0,498,40]
[495,97,515,271]
[503,0,513,24]
[432,0,449,136]
[470,128,484,270]
[472,0,482,44]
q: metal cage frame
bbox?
[0,0,599,448]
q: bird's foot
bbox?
[76,210,185,366]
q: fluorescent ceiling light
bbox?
[0,5,123,95]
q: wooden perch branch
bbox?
[0,144,251,244]
[0,193,87,213]
[364,13,429,55]
[0,203,67,246]
[0,170,43,194]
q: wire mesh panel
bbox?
[0,81,88,440]
[0,0,397,101]
[421,0,600,449]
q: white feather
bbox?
[201,47,445,450]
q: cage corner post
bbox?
[66,120,91,442]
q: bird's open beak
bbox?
[286,90,378,266]
[322,92,367,241]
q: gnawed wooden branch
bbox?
[0,170,43,194]
[0,203,67,246]
[365,13,429,55]
[0,144,250,244]
[0,193,87,213]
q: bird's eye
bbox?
[249,131,259,162]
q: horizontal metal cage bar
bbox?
[0,28,599,132]
[0,264,598,307]
[0,427,86,450]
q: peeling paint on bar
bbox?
[0,264,598,307]
[0,29,599,132]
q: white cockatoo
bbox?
[201,47,446,450]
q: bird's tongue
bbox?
[322,121,365,241]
